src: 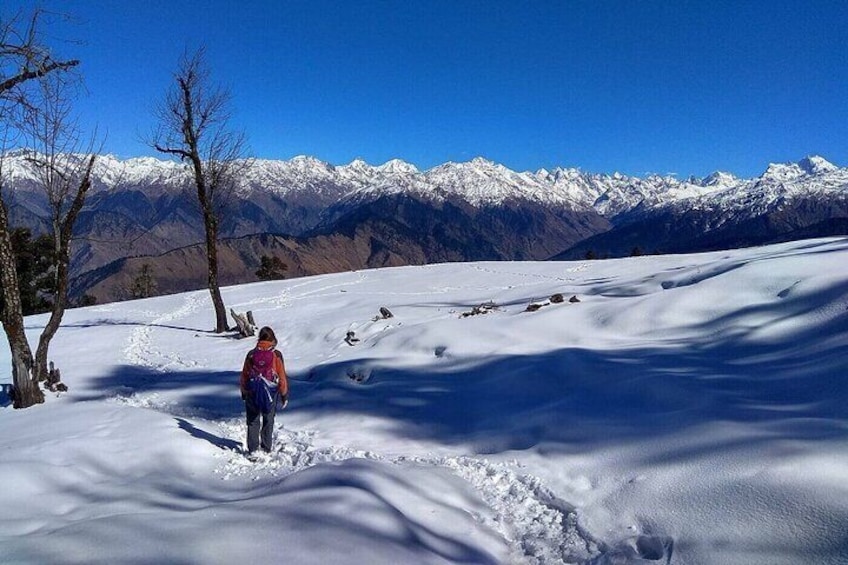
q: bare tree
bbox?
[1,8,80,408]
[23,73,98,385]
[149,48,249,333]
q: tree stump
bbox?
[230,309,256,338]
[43,362,68,393]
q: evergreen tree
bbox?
[0,228,54,317]
[130,263,158,299]
[256,255,288,280]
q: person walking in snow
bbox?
[240,326,288,457]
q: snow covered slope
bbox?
[2,237,847,564]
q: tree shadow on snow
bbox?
[26,454,504,565]
[293,284,848,457]
[275,459,504,564]
[74,364,245,421]
[0,383,12,408]
[70,274,848,461]
[55,319,215,334]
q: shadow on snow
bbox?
[73,270,848,459]
[0,383,11,408]
[73,364,245,421]
[296,292,848,455]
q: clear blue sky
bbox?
[5,0,847,177]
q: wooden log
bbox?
[230,309,256,338]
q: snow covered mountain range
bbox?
[6,151,844,216]
[2,152,847,302]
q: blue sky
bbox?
[4,0,847,177]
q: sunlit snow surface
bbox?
[2,238,848,564]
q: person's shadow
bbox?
[175,417,242,451]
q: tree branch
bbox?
[153,144,192,160]
[0,59,79,95]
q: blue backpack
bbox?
[247,348,279,412]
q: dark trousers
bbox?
[245,398,277,453]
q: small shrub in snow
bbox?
[460,301,498,318]
[344,331,360,346]
[372,306,394,321]
[346,366,371,383]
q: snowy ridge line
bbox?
[213,418,600,565]
[5,150,846,212]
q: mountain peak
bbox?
[762,161,804,182]
[798,155,837,175]
[761,156,840,182]
[290,155,332,167]
[701,171,739,187]
[344,158,373,170]
[377,159,418,174]
[469,156,496,167]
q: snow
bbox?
[377,158,420,175]
[2,237,848,564]
[4,151,847,220]
[798,155,838,175]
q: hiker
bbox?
[240,326,289,457]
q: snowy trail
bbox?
[123,291,206,371]
[212,417,603,565]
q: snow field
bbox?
[2,237,848,564]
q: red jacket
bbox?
[240,340,288,396]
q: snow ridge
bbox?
[3,150,845,218]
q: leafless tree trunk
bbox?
[0,186,42,407]
[22,71,98,384]
[149,48,250,333]
[30,157,95,383]
[1,9,80,408]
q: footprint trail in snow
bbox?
[214,418,602,564]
